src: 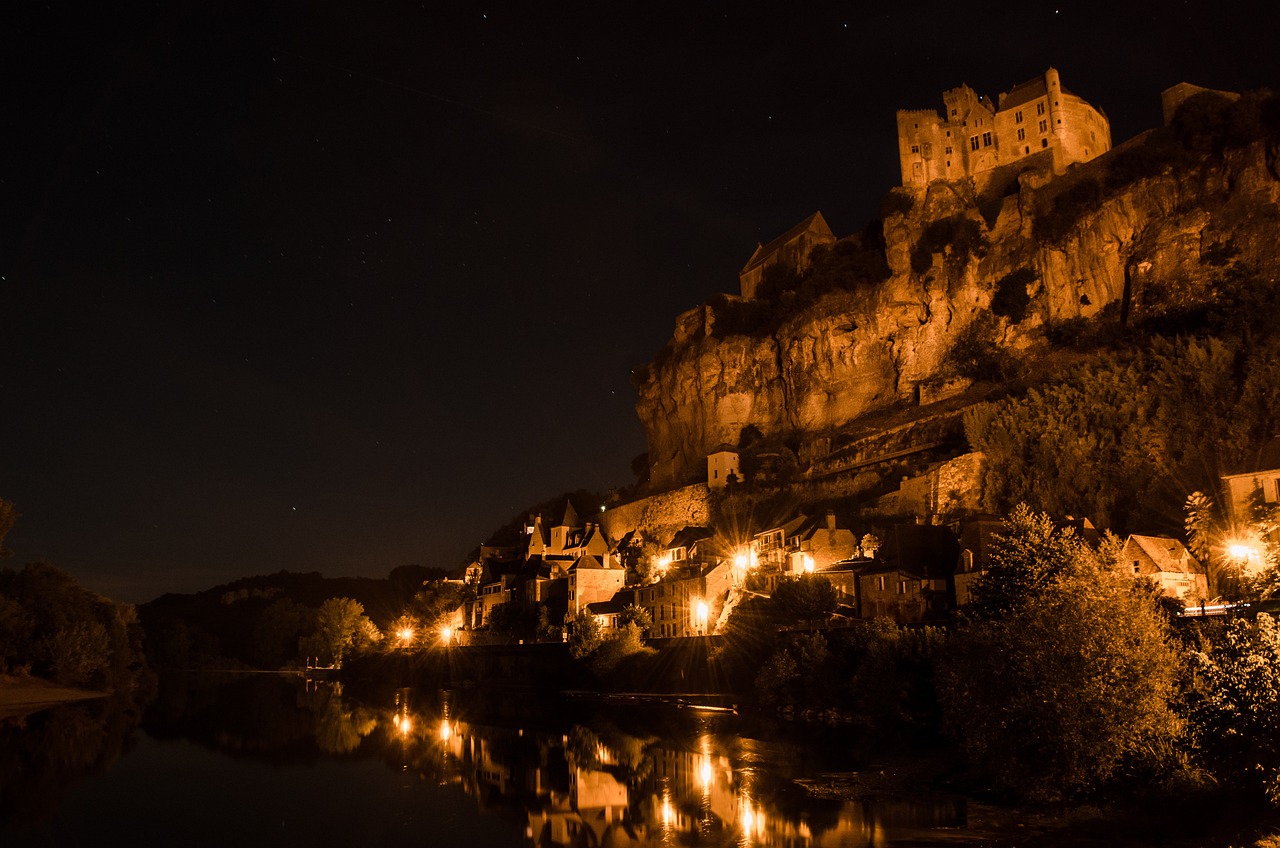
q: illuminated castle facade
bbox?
[896,68,1111,190]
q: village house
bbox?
[706,445,741,489]
[1119,534,1208,601]
[585,588,636,630]
[787,512,861,574]
[568,555,627,616]
[896,68,1111,193]
[634,561,732,639]
[854,523,958,624]
[1221,436,1280,530]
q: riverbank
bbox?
[0,674,106,719]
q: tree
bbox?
[567,610,603,659]
[859,534,880,559]
[311,598,380,668]
[617,603,652,632]
[966,504,1092,621]
[939,559,1184,802]
[773,574,838,624]
[1191,614,1280,802]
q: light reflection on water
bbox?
[1,675,969,847]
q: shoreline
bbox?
[0,674,107,719]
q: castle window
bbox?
[910,144,919,153]
[969,136,979,151]
[951,108,957,116]
[946,160,951,167]
[1042,138,1049,148]
[1015,110,1023,123]
[1017,128,1025,141]
[1037,102,1045,116]
[1039,119,1047,133]
[982,131,992,147]
[1025,146,1030,154]
[944,146,952,155]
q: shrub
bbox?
[990,268,1037,323]
[879,190,915,218]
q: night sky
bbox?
[4,1,1277,602]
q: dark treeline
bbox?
[138,565,449,670]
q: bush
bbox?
[879,190,915,217]
[1191,615,1280,802]
[914,214,987,273]
[946,313,1011,382]
[990,268,1037,323]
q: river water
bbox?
[1,673,978,847]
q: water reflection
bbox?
[1,675,968,846]
[365,687,966,847]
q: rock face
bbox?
[636,138,1280,487]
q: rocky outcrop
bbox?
[636,139,1280,487]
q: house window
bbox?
[1015,110,1023,123]
[1017,128,1025,141]
[1037,102,1045,116]
[876,576,885,591]
[982,131,992,147]
[970,136,979,151]
[898,581,907,594]
[1133,561,1141,574]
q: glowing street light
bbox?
[397,627,414,648]
[693,599,709,634]
[440,626,454,646]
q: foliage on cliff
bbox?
[966,324,1280,536]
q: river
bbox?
[0,672,989,847]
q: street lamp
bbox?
[440,626,454,646]
[693,599,709,634]
[397,627,414,648]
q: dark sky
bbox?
[4,1,1277,603]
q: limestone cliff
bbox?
[636,133,1280,488]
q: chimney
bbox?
[825,511,837,532]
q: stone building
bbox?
[737,211,834,299]
[568,555,626,616]
[1221,436,1280,528]
[1118,535,1208,602]
[896,68,1111,193]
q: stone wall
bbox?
[602,484,712,546]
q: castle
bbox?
[896,68,1111,191]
